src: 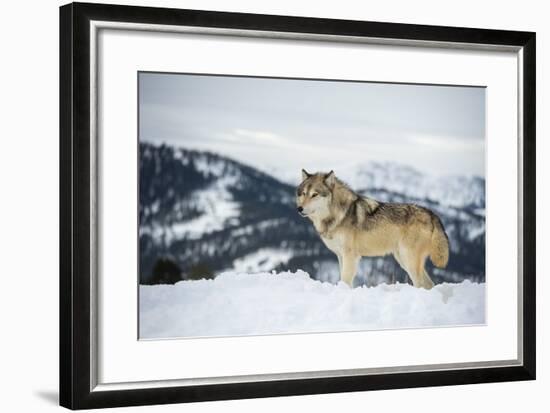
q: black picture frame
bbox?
[60,2,536,410]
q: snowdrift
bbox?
[139,270,485,339]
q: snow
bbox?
[193,154,227,178]
[230,218,286,237]
[273,161,485,209]
[465,221,486,241]
[232,248,294,273]
[175,175,240,239]
[139,270,485,339]
[140,174,241,244]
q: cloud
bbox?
[410,133,485,152]
[139,73,485,177]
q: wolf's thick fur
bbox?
[296,170,449,289]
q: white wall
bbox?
[0,0,546,411]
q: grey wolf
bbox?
[296,170,449,289]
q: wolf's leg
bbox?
[392,251,406,284]
[414,255,434,290]
[340,253,359,287]
[422,269,435,290]
[396,248,425,288]
[410,248,434,289]
[336,253,343,280]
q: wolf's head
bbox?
[295,169,336,219]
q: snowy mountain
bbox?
[139,142,485,285]
[271,161,485,210]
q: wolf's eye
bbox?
[311,193,318,198]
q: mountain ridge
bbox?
[139,142,485,285]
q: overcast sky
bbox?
[139,72,485,178]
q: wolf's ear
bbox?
[301,169,311,181]
[324,171,336,187]
[324,170,336,187]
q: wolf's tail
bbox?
[429,214,449,268]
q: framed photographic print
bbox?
[59,2,536,410]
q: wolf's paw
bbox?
[337,280,352,289]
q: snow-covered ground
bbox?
[139,271,485,339]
